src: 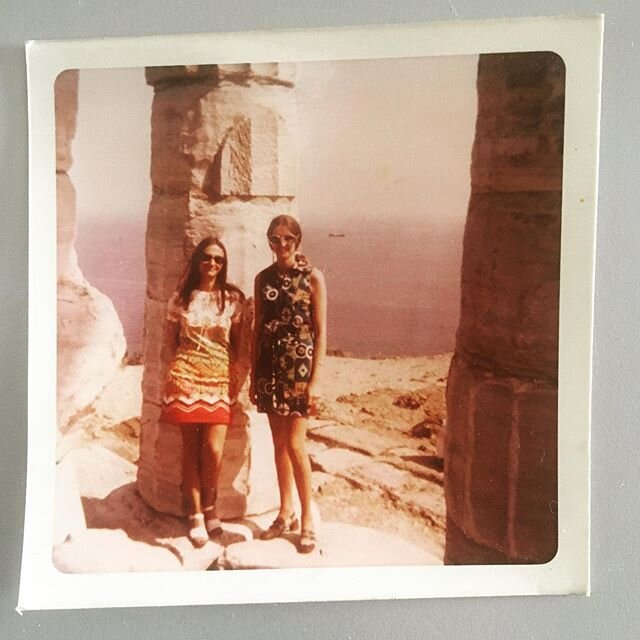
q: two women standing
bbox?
[161,215,326,554]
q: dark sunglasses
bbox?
[201,254,225,265]
[268,234,298,246]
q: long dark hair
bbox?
[178,237,244,311]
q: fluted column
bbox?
[445,53,565,563]
[138,63,298,517]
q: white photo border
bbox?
[20,15,601,610]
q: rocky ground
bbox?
[56,354,450,569]
[309,354,449,558]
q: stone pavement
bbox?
[307,421,446,532]
[53,441,443,573]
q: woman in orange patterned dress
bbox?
[161,237,244,547]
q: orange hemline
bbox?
[160,402,231,425]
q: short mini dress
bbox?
[254,254,316,417]
[160,288,243,425]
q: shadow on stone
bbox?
[402,455,444,473]
[83,482,193,562]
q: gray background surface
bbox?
[1,1,637,637]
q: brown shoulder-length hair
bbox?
[178,237,244,312]
[267,214,302,249]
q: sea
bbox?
[76,217,464,358]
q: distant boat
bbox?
[328,232,346,238]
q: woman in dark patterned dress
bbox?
[250,215,327,553]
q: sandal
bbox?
[204,506,223,538]
[188,513,209,548]
[298,529,316,554]
[260,513,299,540]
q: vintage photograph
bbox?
[53,51,562,572]
[21,17,599,608]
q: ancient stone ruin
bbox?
[137,63,299,518]
[54,53,563,566]
[444,52,564,564]
[55,70,126,435]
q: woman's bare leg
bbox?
[181,425,202,515]
[287,416,313,532]
[268,414,296,519]
[200,423,228,515]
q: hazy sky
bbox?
[71,67,153,221]
[70,55,478,230]
[296,56,478,232]
[71,55,479,356]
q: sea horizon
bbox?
[76,217,463,358]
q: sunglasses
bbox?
[268,234,298,246]
[200,254,225,265]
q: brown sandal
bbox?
[298,529,316,554]
[260,513,299,540]
[204,507,223,538]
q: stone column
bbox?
[444,53,565,564]
[138,63,298,518]
[55,70,126,433]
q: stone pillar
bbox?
[55,70,126,433]
[444,53,565,564]
[138,64,298,518]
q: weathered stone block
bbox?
[148,84,212,194]
[309,423,399,457]
[145,65,219,88]
[349,461,413,493]
[509,388,558,561]
[445,52,562,564]
[54,69,79,173]
[467,381,512,550]
[472,53,565,194]
[149,82,296,198]
[250,62,297,84]
[310,447,371,475]
[443,354,472,525]
[204,115,252,196]
[395,488,446,530]
[457,192,561,380]
[57,280,126,429]
[140,300,173,418]
[444,514,511,565]
[217,64,251,81]
[201,91,297,198]
[56,173,82,282]
[146,194,192,300]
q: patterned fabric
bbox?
[255,254,315,416]
[161,289,242,424]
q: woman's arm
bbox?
[228,291,244,359]
[249,274,262,404]
[307,267,327,408]
[162,318,180,361]
[161,293,181,362]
